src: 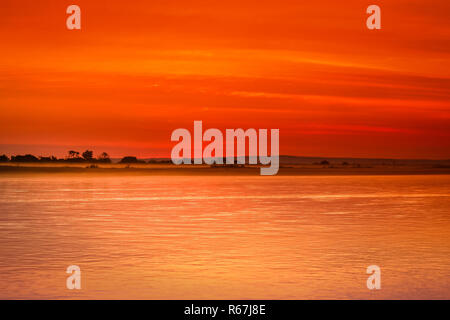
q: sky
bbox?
[0,0,449,159]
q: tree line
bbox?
[0,150,170,164]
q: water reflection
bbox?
[0,175,449,299]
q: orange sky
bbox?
[1,0,449,159]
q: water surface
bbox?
[0,175,449,299]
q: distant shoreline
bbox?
[1,163,449,176]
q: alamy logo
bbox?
[66,5,81,30]
[66,265,81,289]
[366,265,381,290]
[366,5,381,30]
[171,121,279,175]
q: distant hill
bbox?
[110,156,450,166]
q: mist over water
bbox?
[0,175,449,299]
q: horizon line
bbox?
[1,152,450,162]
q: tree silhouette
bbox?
[0,154,9,162]
[11,154,39,162]
[100,152,109,159]
[120,156,140,164]
[68,150,80,159]
[82,150,94,161]
[98,152,111,163]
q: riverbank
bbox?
[1,163,449,176]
